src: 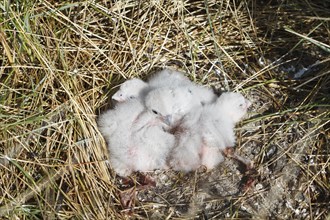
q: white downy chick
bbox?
[199,92,251,169]
[130,110,175,172]
[144,86,202,127]
[98,99,175,176]
[98,99,146,176]
[112,78,148,102]
[168,106,204,172]
[170,92,251,171]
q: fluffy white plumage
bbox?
[98,99,144,141]
[98,99,174,176]
[98,99,145,176]
[112,78,148,102]
[100,67,251,176]
[130,110,175,172]
[144,86,203,126]
[148,68,192,88]
[167,106,203,171]
[148,69,216,105]
[199,92,251,169]
[169,92,251,171]
[111,68,216,106]
[214,92,252,124]
[144,69,216,127]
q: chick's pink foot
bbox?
[223,147,253,170]
[117,173,156,214]
[222,147,257,192]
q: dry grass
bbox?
[0,0,329,219]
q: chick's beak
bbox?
[112,93,124,102]
[162,114,172,126]
[112,97,124,102]
[245,99,252,108]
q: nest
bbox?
[0,0,329,219]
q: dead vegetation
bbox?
[0,0,329,219]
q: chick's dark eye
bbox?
[152,109,158,115]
